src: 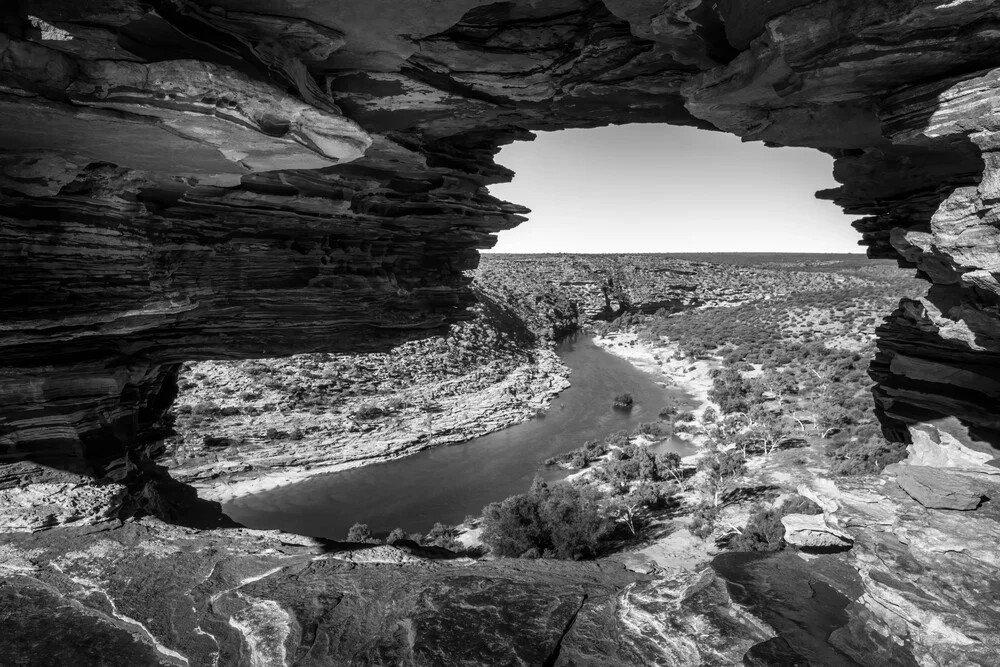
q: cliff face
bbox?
[2,0,999,523]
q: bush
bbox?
[569,449,592,469]
[729,505,786,552]
[346,522,375,543]
[689,503,719,539]
[424,522,463,551]
[384,397,408,412]
[827,435,907,475]
[698,450,746,506]
[355,403,383,420]
[613,393,634,410]
[635,422,667,438]
[386,527,407,544]
[191,401,221,416]
[658,405,678,420]
[480,478,612,560]
[728,495,823,552]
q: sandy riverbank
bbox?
[591,330,719,455]
[589,331,757,574]
[168,347,571,504]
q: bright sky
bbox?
[485,124,862,254]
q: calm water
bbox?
[224,334,697,538]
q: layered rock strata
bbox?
[3,0,1000,504]
[4,1,1000,664]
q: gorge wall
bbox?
[2,1,1000,502]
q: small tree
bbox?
[734,413,793,457]
[701,406,718,424]
[655,451,686,490]
[386,527,407,544]
[346,522,374,543]
[698,450,746,507]
[611,481,670,536]
[481,478,612,560]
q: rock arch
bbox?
[2,1,999,495]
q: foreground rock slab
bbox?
[781,513,854,549]
[0,519,768,666]
[892,465,986,510]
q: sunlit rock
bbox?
[781,513,854,549]
[890,465,986,511]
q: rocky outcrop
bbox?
[0,517,767,666]
[891,465,986,510]
[165,298,570,503]
[2,0,1000,506]
[5,1,1000,663]
[796,467,1000,666]
[781,513,854,549]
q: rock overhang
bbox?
[2,0,1000,488]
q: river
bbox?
[223,333,697,538]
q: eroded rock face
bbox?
[2,1,1000,494]
[0,518,766,666]
[4,4,1000,662]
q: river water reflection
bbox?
[224,334,697,538]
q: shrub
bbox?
[635,422,667,438]
[605,430,631,448]
[658,405,678,421]
[698,450,746,506]
[480,478,612,560]
[355,403,383,420]
[612,481,674,535]
[424,522,463,551]
[729,495,823,552]
[827,435,907,475]
[191,401,221,416]
[689,503,719,539]
[346,522,375,543]
[569,449,591,469]
[613,393,634,410]
[384,396,408,412]
[386,527,407,544]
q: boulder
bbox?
[782,514,854,549]
[894,466,984,511]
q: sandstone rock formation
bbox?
[781,513,854,549]
[891,464,985,510]
[3,0,1000,513]
[0,517,767,666]
[5,1,1000,664]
